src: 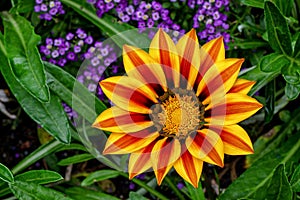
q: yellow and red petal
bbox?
[174,144,203,188]
[201,36,225,63]
[210,125,254,155]
[228,79,256,94]
[149,29,180,88]
[123,45,167,93]
[151,138,181,185]
[128,140,156,179]
[205,93,263,125]
[186,129,224,167]
[93,106,153,133]
[197,58,244,104]
[100,76,158,114]
[176,29,201,89]
[103,128,159,155]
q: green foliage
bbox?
[290,165,300,192]
[81,169,120,186]
[57,153,95,166]
[0,163,14,183]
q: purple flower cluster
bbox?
[77,41,120,100]
[87,0,185,41]
[39,28,93,67]
[34,0,65,21]
[191,0,230,45]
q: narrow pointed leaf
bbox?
[0,35,70,144]
[60,0,150,49]
[0,163,14,183]
[129,192,148,200]
[44,62,106,124]
[15,170,63,185]
[81,170,120,186]
[64,187,119,200]
[9,181,73,200]
[57,154,94,166]
[2,12,49,102]
[240,0,264,8]
[264,1,293,55]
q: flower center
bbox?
[151,89,205,140]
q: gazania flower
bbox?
[93,29,262,188]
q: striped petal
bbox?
[193,37,225,90]
[93,106,153,133]
[176,29,200,89]
[205,93,263,125]
[103,128,159,154]
[128,140,156,179]
[123,45,167,94]
[186,129,224,167]
[174,144,203,188]
[228,79,256,94]
[151,138,181,185]
[210,125,254,155]
[149,29,180,88]
[100,76,158,114]
[197,58,244,105]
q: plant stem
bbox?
[119,172,169,200]
[11,140,64,175]
[164,176,186,200]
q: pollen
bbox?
[151,89,204,140]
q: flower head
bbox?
[93,29,262,187]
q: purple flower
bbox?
[91,57,100,66]
[66,33,74,40]
[34,5,41,12]
[67,52,76,61]
[49,8,58,15]
[84,36,94,44]
[76,28,87,39]
[36,0,43,4]
[74,45,81,53]
[51,50,59,58]
[177,182,184,190]
[40,4,48,11]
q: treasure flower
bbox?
[93,29,262,187]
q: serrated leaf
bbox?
[0,163,14,183]
[0,32,70,144]
[60,0,150,49]
[290,165,300,192]
[44,62,106,124]
[240,0,264,8]
[81,170,120,186]
[64,186,119,200]
[219,132,300,199]
[15,170,63,185]
[264,1,293,55]
[285,83,300,100]
[58,154,94,166]
[129,192,148,200]
[266,164,292,200]
[9,181,73,200]
[2,12,49,102]
[259,53,290,72]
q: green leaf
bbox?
[229,39,268,50]
[129,192,148,200]
[2,12,50,102]
[185,180,205,200]
[0,181,10,197]
[264,1,293,55]
[240,65,280,96]
[0,163,14,183]
[285,83,300,100]
[15,170,63,185]
[219,132,300,199]
[259,53,290,72]
[44,62,106,124]
[282,61,300,85]
[57,154,94,166]
[266,164,292,200]
[272,0,293,16]
[294,34,300,58]
[81,170,120,186]
[60,0,150,49]
[0,31,70,144]
[264,80,275,123]
[64,186,119,200]
[9,181,73,200]
[290,165,300,192]
[10,0,35,13]
[240,0,264,8]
